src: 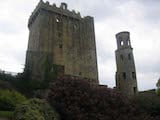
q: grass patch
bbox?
[0,111,13,118]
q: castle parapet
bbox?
[28,0,83,28]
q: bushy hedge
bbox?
[0,90,26,111]
[133,91,160,119]
[48,77,153,120]
[0,111,13,118]
[0,80,14,90]
[14,98,59,120]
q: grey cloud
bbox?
[136,0,160,26]
[0,20,23,34]
[139,0,160,6]
[137,61,160,73]
[0,50,26,72]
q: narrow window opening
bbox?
[128,53,131,60]
[56,17,60,23]
[122,72,126,79]
[56,17,62,31]
[132,72,136,79]
[127,40,130,46]
[120,54,123,61]
[120,41,124,46]
[73,24,78,30]
[133,87,137,94]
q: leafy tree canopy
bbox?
[0,90,26,111]
[14,98,59,120]
[48,77,153,120]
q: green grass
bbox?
[0,111,13,118]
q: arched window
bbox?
[56,17,60,23]
[120,40,124,46]
[74,24,78,30]
[56,16,62,31]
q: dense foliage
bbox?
[133,90,160,119]
[0,80,14,90]
[14,98,59,120]
[0,71,49,97]
[0,111,13,118]
[48,77,152,120]
[156,78,160,96]
[1,70,159,119]
[0,61,58,97]
[0,71,16,82]
[0,90,26,111]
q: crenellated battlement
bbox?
[28,0,85,28]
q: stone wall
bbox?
[25,1,99,84]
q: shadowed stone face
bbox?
[115,31,138,97]
[25,1,99,84]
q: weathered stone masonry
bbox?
[25,0,99,84]
[115,31,138,96]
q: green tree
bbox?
[0,90,26,111]
[156,78,160,96]
[14,98,59,120]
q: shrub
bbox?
[0,80,14,90]
[133,91,160,119]
[156,78,160,96]
[0,111,13,118]
[48,77,152,120]
[14,98,59,120]
[0,90,26,111]
[156,88,160,96]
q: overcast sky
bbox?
[0,0,160,91]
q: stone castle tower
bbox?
[25,0,99,84]
[115,31,138,96]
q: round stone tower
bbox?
[115,31,138,97]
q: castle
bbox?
[25,0,138,96]
[25,0,99,84]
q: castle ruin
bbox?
[25,0,99,84]
[115,31,138,96]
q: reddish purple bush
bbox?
[48,77,153,120]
